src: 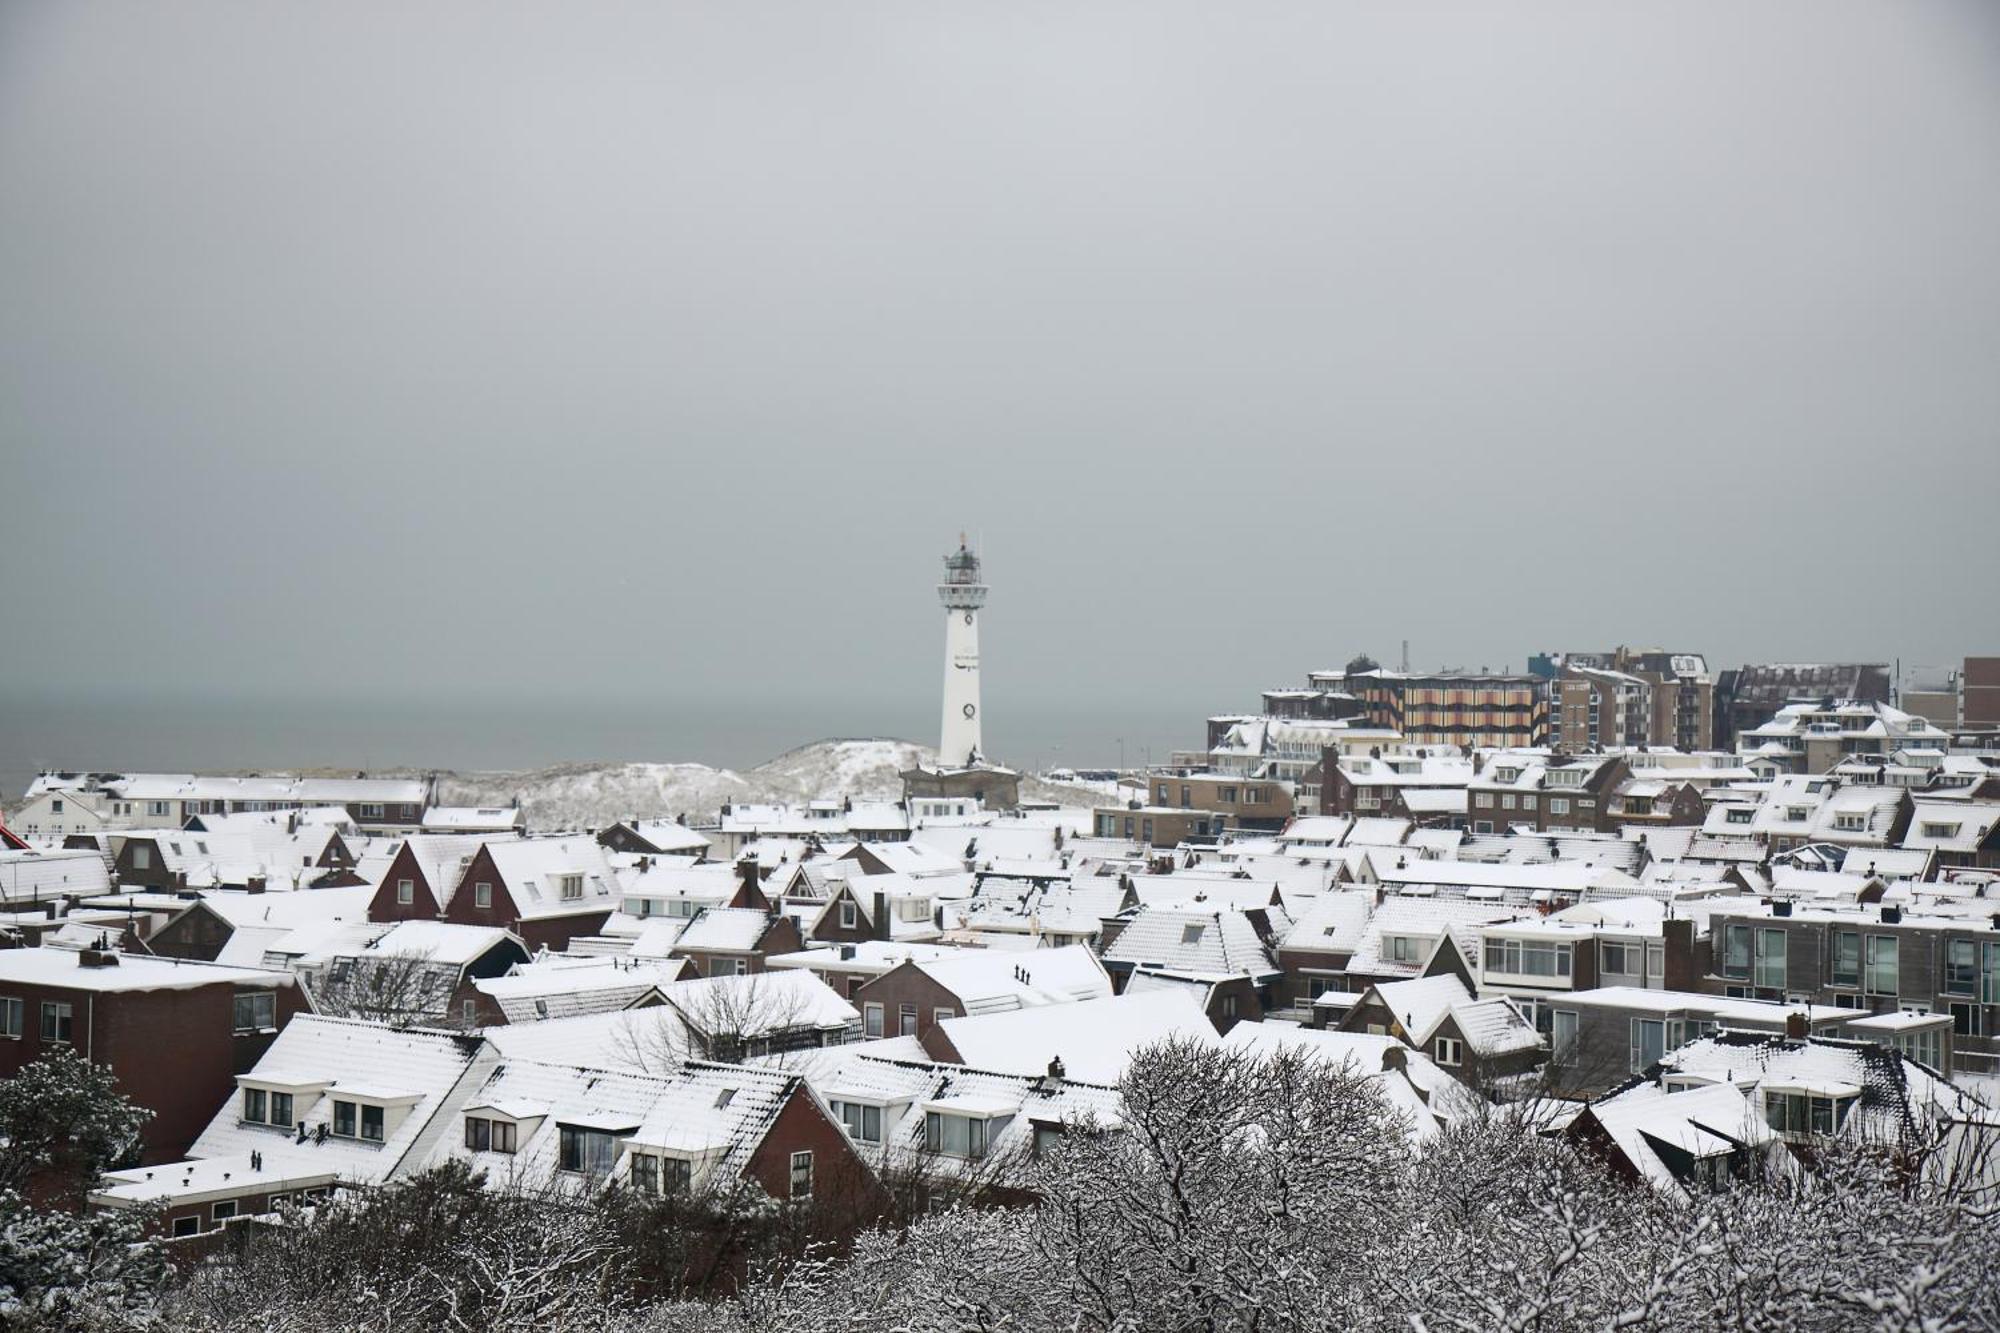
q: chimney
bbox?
[1880,904,1902,924]
[1784,1010,1808,1040]
[1046,1055,1065,1085]
[873,891,892,942]
[78,948,119,968]
[246,876,266,896]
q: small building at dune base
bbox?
[901,764,1021,813]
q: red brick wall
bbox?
[740,1084,882,1220]
[368,845,445,923]
[0,976,239,1163]
[854,964,963,1044]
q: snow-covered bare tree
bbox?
[308,948,457,1028]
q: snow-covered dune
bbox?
[437,737,1105,830]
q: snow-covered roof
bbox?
[1101,907,1282,978]
[909,942,1112,1014]
[473,958,684,1023]
[189,1017,492,1186]
[933,990,1217,1084]
[478,838,622,919]
[1582,1081,1779,1196]
[0,946,293,993]
[673,907,779,953]
[0,847,116,903]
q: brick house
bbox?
[0,947,307,1162]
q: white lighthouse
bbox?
[937,537,987,767]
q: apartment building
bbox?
[1324,669,1547,749]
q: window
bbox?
[924,1111,989,1159]
[1181,923,1206,945]
[1434,1037,1462,1066]
[1920,821,1961,839]
[559,874,584,901]
[1549,798,1570,815]
[465,1117,518,1153]
[933,1007,956,1027]
[1630,1018,1666,1073]
[1483,938,1572,979]
[212,1201,238,1225]
[558,1126,619,1177]
[1951,1001,1986,1037]
[899,1004,917,1037]
[149,801,170,817]
[50,799,62,814]
[1033,1123,1064,1159]
[1501,795,1517,810]
[40,1001,72,1044]
[474,882,492,909]
[1551,1009,1578,1060]
[172,1215,200,1239]
[864,1003,884,1038]
[132,844,151,870]
[1984,943,2000,1005]
[396,879,414,905]
[1830,931,1860,988]
[1944,940,1977,995]
[463,999,478,1026]
[1765,1090,1854,1136]
[1722,925,1752,980]
[1474,793,1494,809]
[243,1088,268,1123]
[1521,794,1537,810]
[1865,935,1899,996]
[234,991,277,1033]
[332,1101,357,1138]
[839,901,857,930]
[1600,942,1636,976]
[630,1152,661,1194]
[836,1100,883,1143]
[0,997,20,1039]
[271,1091,294,1128]
[1753,930,1787,991]
[1388,936,1417,963]
[1726,809,1753,825]
[1221,993,1238,1020]
[789,1150,814,1198]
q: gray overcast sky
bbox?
[2,1,1998,771]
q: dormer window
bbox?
[559,874,584,902]
[629,1152,691,1195]
[1547,769,1583,788]
[1786,807,1810,822]
[1495,767,1521,784]
[1833,813,1865,832]
[330,1100,381,1141]
[1921,822,1961,839]
[1764,1086,1858,1137]
[925,1111,989,1159]
[1726,809,1753,825]
[831,1099,884,1144]
[557,1125,622,1178]
[463,1116,518,1154]
[839,900,858,929]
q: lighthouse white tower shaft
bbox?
[937,539,987,767]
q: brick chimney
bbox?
[1784,1010,1808,1040]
